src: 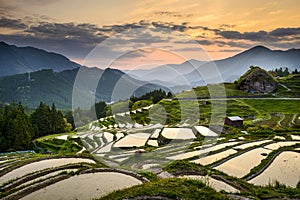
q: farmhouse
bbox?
[225,116,243,127]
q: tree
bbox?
[31,102,52,138]
[167,92,173,99]
[31,102,72,137]
[64,111,75,130]
[1,104,32,151]
[90,101,107,119]
[130,89,168,104]
[7,105,32,150]
[292,68,299,74]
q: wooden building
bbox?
[225,116,243,127]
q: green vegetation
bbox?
[130,89,173,104]
[277,74,300,97]
[31,102,72,138]
[269,67,300,77]
[236,66,278,86]
[0,104,32,152]
[163,160,207,176]
[33,138,82,154]
[241,99,300,114]
[99,178,230,200]
[177,83,250,99]
[0,102,73,153]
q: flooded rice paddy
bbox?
[21,172,142,200]
[248,151,300,188]
[192,149,237,166]
[114,133,151,148]
[161,128,196,140]
[214,148,271,178]
[0,158,95,184]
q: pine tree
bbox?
[31,102,51,138]
[1,104,32,151]
[7,104,32,150]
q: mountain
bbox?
[0,41,80,77]
[0,67,168,109]
[126,46,300,87]
[125,59,206,86]
[183,46,300,86]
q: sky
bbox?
[0,0,300,69]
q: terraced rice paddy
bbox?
[233,140,272,150]
[192,149,237,166]
[291,135,300,140]
[0,158,95,185]
[161,128,196,140]
[167,141,240,160]
[21,172,142,200]
[214,148,271,178]
[147,139,159,147]
[114,133,151,148]
[263,141,300,150]
[248,151,300,188]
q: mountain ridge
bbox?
[0,41,80,77]
[0,66,169,109]
[125,45,300,87]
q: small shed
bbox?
[225,116,243,127]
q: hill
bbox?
[183,46,300,86]
[236,66,278,93]
[0,67,168,109]
[0,41,80,77]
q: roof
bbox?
[194,126,218,137]
[227,116,243,121]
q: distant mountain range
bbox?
[125,46,300,86]
[0,41,299,109]
[0,42,169,109]
[0,42,80,77]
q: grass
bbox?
[280,114,294,127]
[277,74,300,97]
[241,99,300,114]
[176,83,251,99]
[33,138,82,154]
[98,178,230,200]
[163,160,207,176]
[35,132,75,141]
[254,113,281,128]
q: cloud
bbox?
[269,27,300,37]
[1,14,300,62]
[20,0,60,6]
[196,40,214,45]
[0,17,27,29]
[217,30,272,42]
[216,40,253,49]
[154,11,183,18]
[151,21,188,32]
[215,27,300,43]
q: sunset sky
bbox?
[0,0,300,69]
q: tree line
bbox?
[73,89,173,127]
[269,67,299,77]
[0,102,72,152]
[130,89,173,104]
